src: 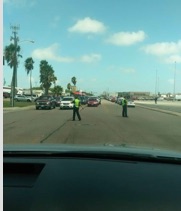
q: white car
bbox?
[127,100,135,107]
[60,97,74,109]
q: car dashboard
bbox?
[3,144,181,211]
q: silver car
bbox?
[14,95,33,102]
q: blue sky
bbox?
[2,0,181,95]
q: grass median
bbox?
[3,100,35,108]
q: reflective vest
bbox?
[122,99,127,106]
[74,99,80,108]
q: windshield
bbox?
[62,97,73,101]
[3,0,181,153]
[38,96,50,100]
[88,98,97,101]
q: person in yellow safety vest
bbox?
[122,98,128,117]
[72,96,82,121]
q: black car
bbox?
[35,95,56,110]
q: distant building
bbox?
[71,86,77,93]
[118,91,151,99]
[3,86,24,95]
[23,89,44,96]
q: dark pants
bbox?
[122,105,128,117]
[73,107,81,120]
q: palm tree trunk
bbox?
[11,66,16,107]
[30,70,32,97]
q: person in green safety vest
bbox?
[72,96,82,121]
[122,98,128,117]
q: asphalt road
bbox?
[3,100,181,152]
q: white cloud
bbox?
[32,44,101,64]
[79,54,101,63]
[142,40,181,56]
[164,55,181,64]
[106,31,146,46]
[68,17,107,34]
[32,44,74,63]
[142,40,181,64]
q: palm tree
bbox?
[24,57,34,98]
[39,60,57,95]
[4,43,21,70]
[67,83,71,92]
[51,85,63,96]
[4,43,22,106]
[71,76,77,86]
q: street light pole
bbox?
[10,25,19,107]
[9,25,34,107]
[155,69,158,96]
[173,61,176,100]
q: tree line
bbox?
[4,43,78,97]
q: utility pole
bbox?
[11,25,19,87]
[4,78,6,86]
[155,69,158,96]
[10,25,19,107]
[173,61,176,100]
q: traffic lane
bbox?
[44,100,181,152]
[3,107,73,144]
[3,100,181,152]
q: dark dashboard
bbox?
[3,144,181,211]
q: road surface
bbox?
[3,99,181,152]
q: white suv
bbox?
[60,97,74,109]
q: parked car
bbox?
[14,94,33,102]
[3,92,10,98]
[60,96,74,109]
[35,95,56,110]
[96,96,101,104]
[127,100,135,107]
[87,97,99,107]
[24,94,38,101]
[157,97,164,101]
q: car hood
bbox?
[3,144,181,162]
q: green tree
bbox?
[4,43,21,69]
[51,85,63,96]
[24,57,34,97]
[67,83,71,91]
[4,43,22,106]
[71,76,77,86]
[39,60,57,95]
